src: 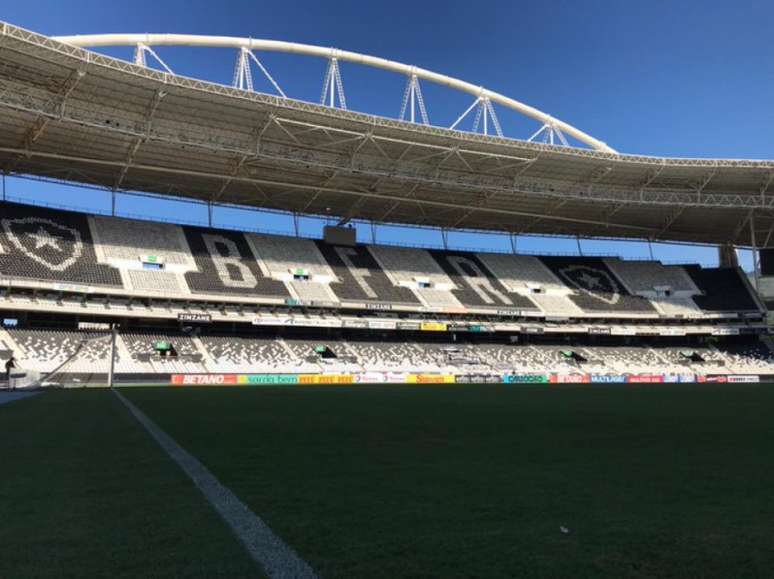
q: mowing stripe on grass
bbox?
[113,388,317,579]
[0,391,40,405]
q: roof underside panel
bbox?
[2,21,774,246]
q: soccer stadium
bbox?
[3,6,774,577]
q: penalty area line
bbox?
[112,388,317,579]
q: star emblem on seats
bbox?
[2,216,83,271]
[559,265,621,305]
[27,227,62,251]
[578,271,601,289]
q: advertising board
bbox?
[368,320,398,330]
[589,374,627,383]
[355,372,386,384]
[306,318,343,328]
[420,322,448,332]
[406,374,456,384]
[298,374,355,385]
[177,312,211,323]
[237,374,299,385]
[171,374,238,386]
[550,374,589,383]
[627,374,665,383]
[503,374,549,384]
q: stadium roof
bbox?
[2,21,774,247]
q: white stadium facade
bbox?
[1,20,774,387]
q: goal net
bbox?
[15,332,115,389]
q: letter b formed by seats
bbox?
[202,234,257,288]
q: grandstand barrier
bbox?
[163,372,771,386]
[12,371,763,389]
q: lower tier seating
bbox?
[4,328,774,378]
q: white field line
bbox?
[113,388,317,579]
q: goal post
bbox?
[19,333,115,389]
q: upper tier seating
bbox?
[92,216,194,266]
[93,215,194,295]
[315,241,420,305]
[0,203,122,288]
[540,257,657,314]
[651,297,703,317]
[125,269,188,295]
[429,250,539,310]
[248,234,338,304]
[369,245,462,308]
[0,202,762,317]
[476,254,583,316]
[605,259,699,294]
[684,266,760,311]
[183,226,289,298]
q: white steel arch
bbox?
[52,33,616,153]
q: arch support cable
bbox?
[232,47,286,97]
[450,93,503,137]
[320,56,347,109]
[528,121,569,146]
[399,72,430,125]
[133,43,173,73]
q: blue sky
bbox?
[3,0,772,267]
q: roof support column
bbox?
[576,236,584,256]
[509,233,518,254]
[751,212,760,292]
[718,244,739,268]
[441,228,449,250]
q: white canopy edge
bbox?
[52,33,616,153]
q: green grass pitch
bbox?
[3,383,774,578]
